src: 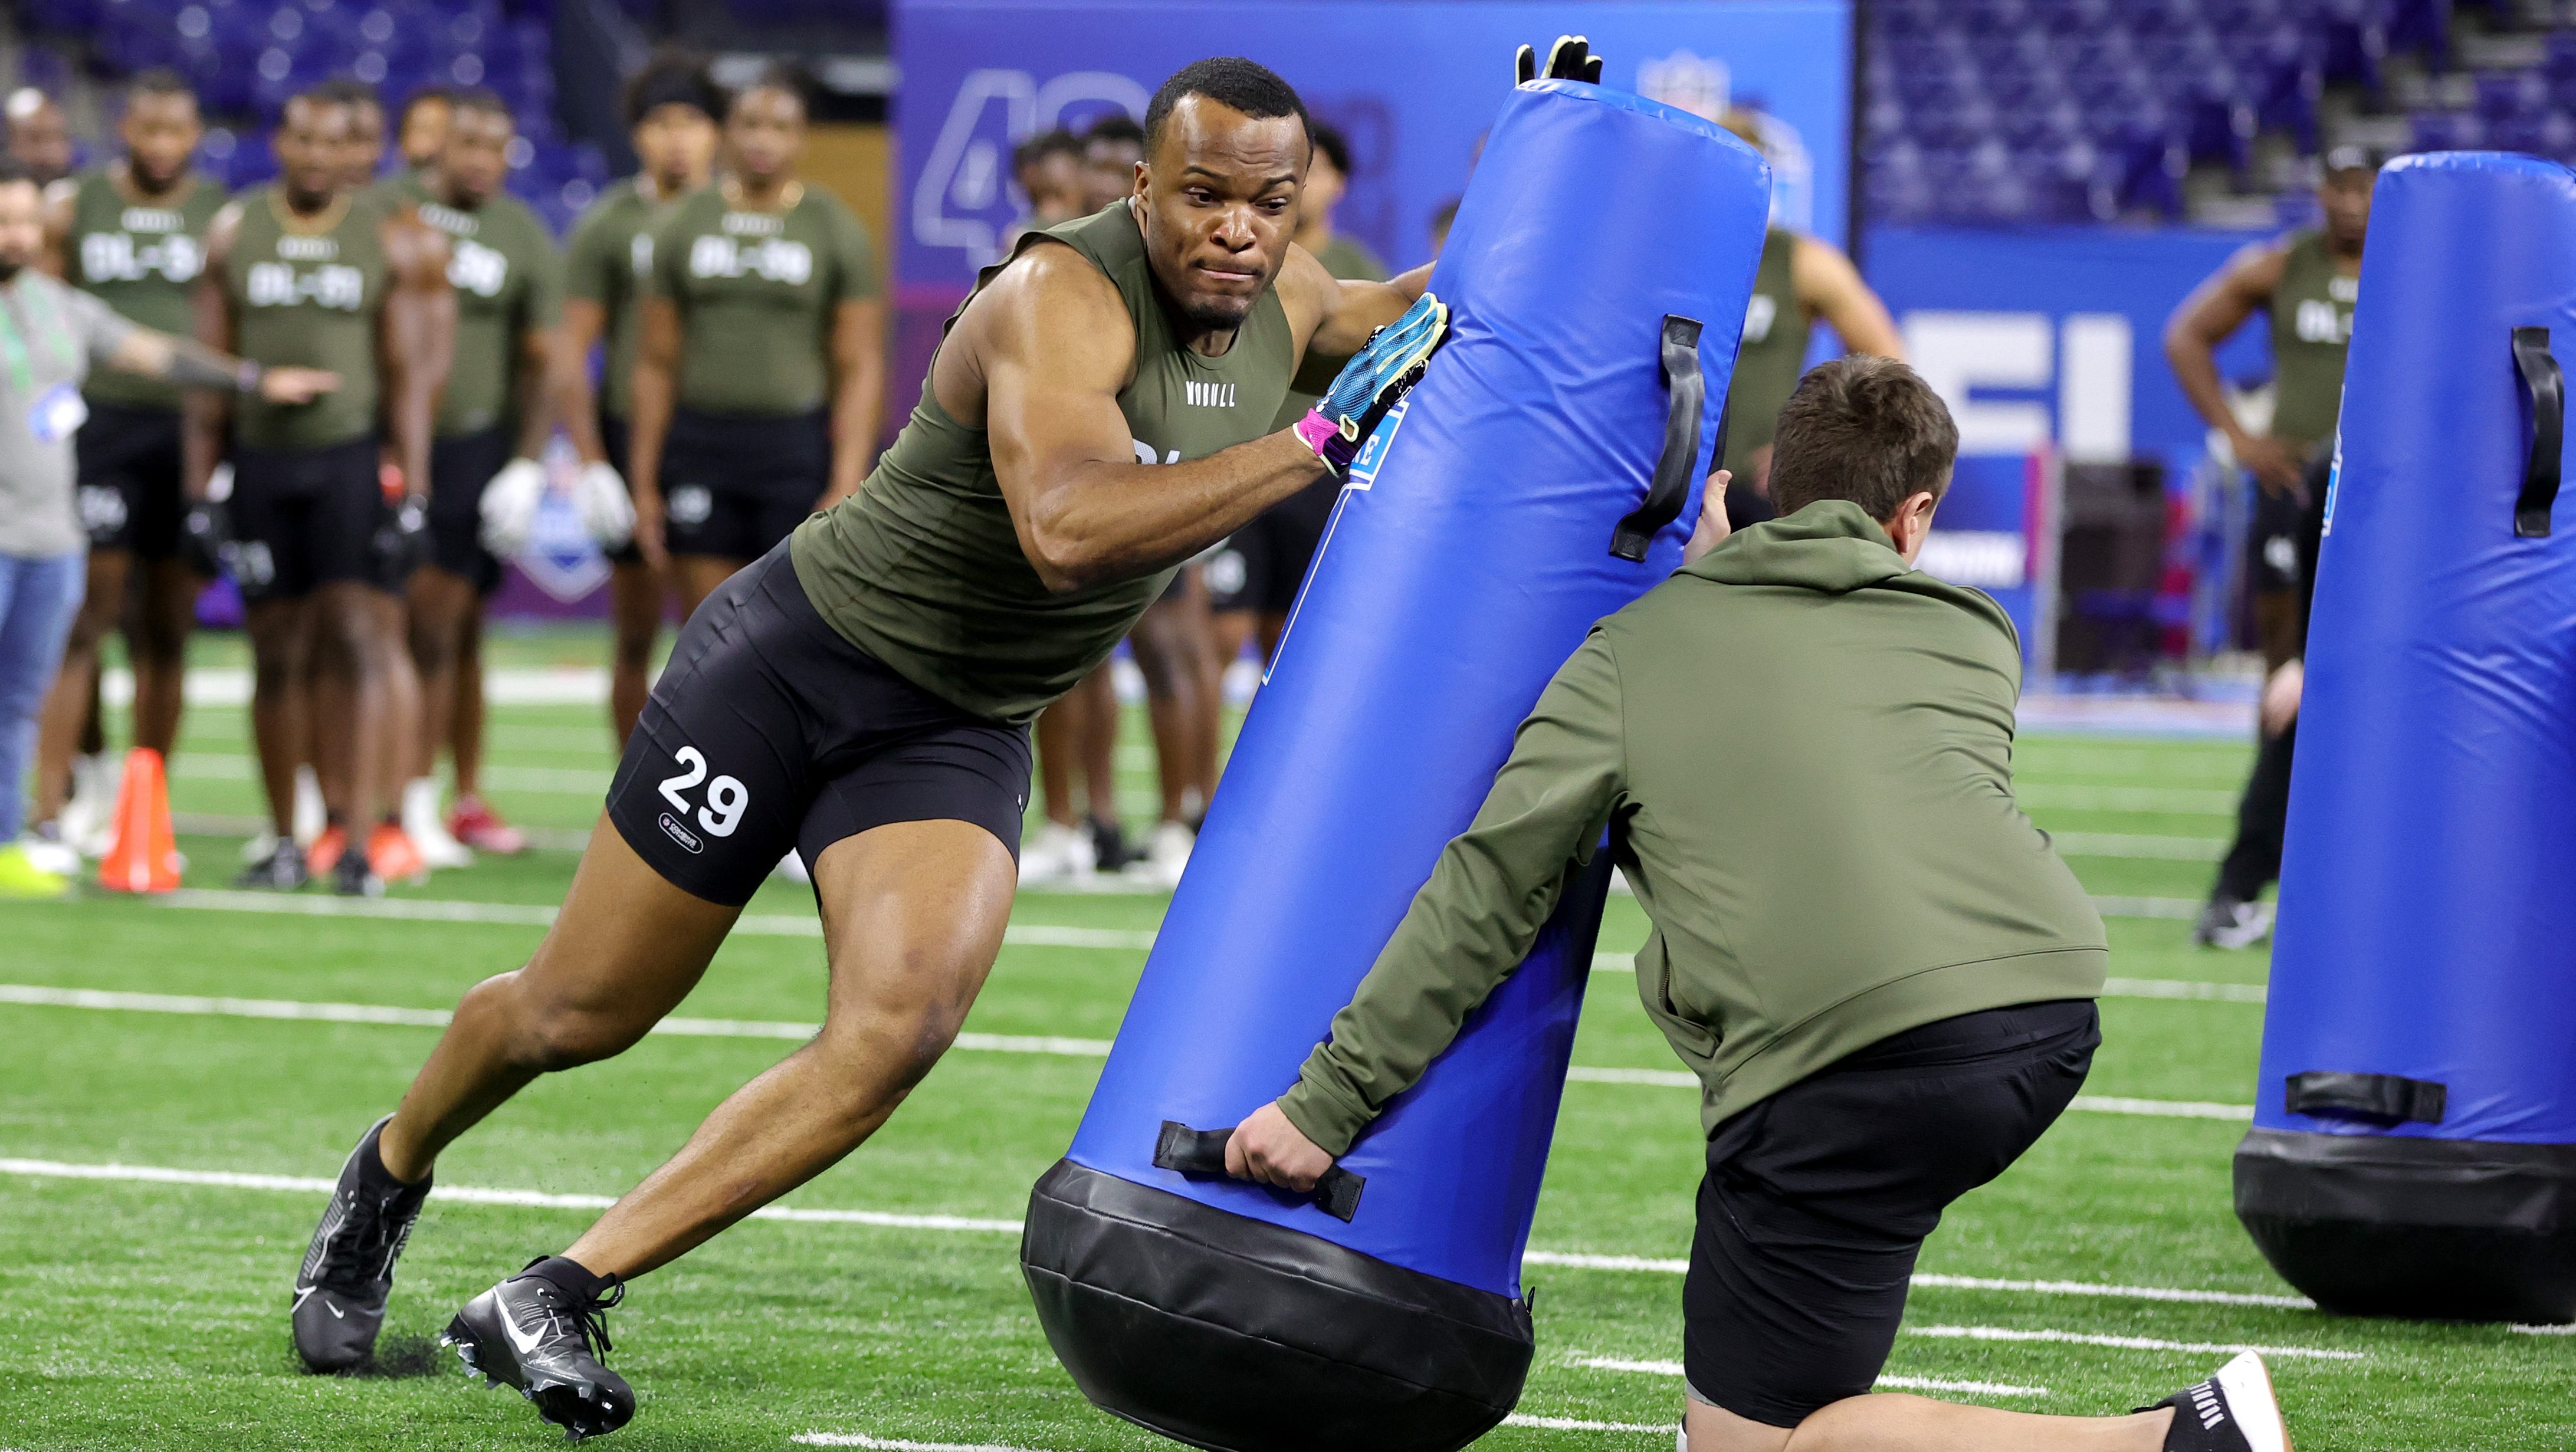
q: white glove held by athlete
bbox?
[575,460,636,549]
[478,456,547,557]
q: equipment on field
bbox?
[2237,152,2576,1323]
[96,748,181,895]
[1020,74,1771,1452]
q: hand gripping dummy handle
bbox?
[1610,315,1709,561]
[1154,1121,1366,1222]
[2512,326,2564,538]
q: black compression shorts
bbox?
[660,408,828,564]
[226,438,389,604]
[1683,999,2099,1428]
[1209,476,1338,616]
[605,542,1033,906]
[76,401,188,560]
[426,425,516,595]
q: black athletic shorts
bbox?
[1683,998,2099,1428]
[76,400,187,559]
[1209,477,1337,616]
[599,410,645,568]
[660,407,828,564]
[227,438,390,604]
[426,425,516,595]
[604,541,1033,906]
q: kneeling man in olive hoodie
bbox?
[1228,357,2293,1452]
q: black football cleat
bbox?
[235,836,310,891]
[291,1116,431,1372]
[446,1259,635,1441]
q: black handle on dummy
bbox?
[2512,325,2563,538]
[1154,1119,1366,1223]
[2285,1071,2447,1126]
[1612,315,1707,561]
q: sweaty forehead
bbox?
[1154,97,1306,183]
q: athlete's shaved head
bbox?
[1133,60,1310,336]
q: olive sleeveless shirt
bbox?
[220,186,388,451]
[2266,228,2358,452]
[64,167,227,410]
[790,201,1298,724]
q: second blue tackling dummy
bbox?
[1019,78,1771,1452]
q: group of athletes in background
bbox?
[0,58,2349,925]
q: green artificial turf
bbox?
[0,633,2562,1449]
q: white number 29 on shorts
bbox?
[657,745,750,838]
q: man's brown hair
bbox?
[1766,355,1960,522]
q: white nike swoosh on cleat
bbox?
[324,1299,346,1319]
[502,1306,547,1358]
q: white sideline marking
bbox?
[1574,1356,2046,1398]
[1502,1415,1675,1433]
[1905,1325,2362,1361]
[2510,1323,2576,1335]
[111,665,613,709]
[0,984,1116,1057]
[0,981,2249,1117]
[2101,977,2267,1004]
[0,1155,2305,1313]
[0,1158,1018,1231]
[147,888,1158,950]
[2016,783,2237,814]
[793,1437,1044,1451]
[2049,832,2225,860]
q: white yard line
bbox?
[0,981,2251,1118]
[1573,1356,2046,1398]
[2511,1323,2576,1335]
[2015,784,2239,814]
[2047,832,2225,860]
[1904,1325,2361,1361]
[110,666,615,709]
[146,888,1158,950]
[794,1436,1047,1450]
[0,1154,2309,1313]
[1500,1415,1674,1433]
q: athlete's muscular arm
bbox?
[1293,246,1434,360]
[551,304,612,464]
[378,216,454,500]
[38,180,76,279]
[626,297,681,540]
[974,245,1330,594]
[1791,236,1905,359]
[2167,242,2301,493]
[182,206,242,503]
[822,297,884,507]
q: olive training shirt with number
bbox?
[646,183,878,416]
[1721,226,1809,477]
[397,173,563,439]
[790,201,1300,725]
[62,168,227,410]
[220,187,387,451]
[2266,228,2357,453]
[565,177,686,421]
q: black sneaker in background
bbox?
[235,837,310,891]
[2142,1351,2292,1451]
[331,845,382,898]
[2191,896,2274,950]
[447,1258,635,1441]
[292,1116,431,1372]
[1087,814,1133,872]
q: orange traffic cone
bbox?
[97,747,182,894]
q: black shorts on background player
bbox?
[1210,475,1338,616]
[426,426,516,594]
[1682,998,2098,1427]
[659,408,829,562]
[604,543,1033,906]
[77,401,188,559]
[225,439,390,604]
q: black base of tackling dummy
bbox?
[2235,1128,2576,1322]
[1020,1161,1534,1452]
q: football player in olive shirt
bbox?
[25,70,225,873]
[192,88,453,896]
[629,65,882,622]
[290,58,1439,1435]
[395,89,600,866]
[562,54,721,748]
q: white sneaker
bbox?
[1141,820,1195,891]
[240,828,282,865]
[2147,1351,2290,1452]
[1019,820,1097,886]
[2193,898,2275,951]
[60,752,116,857]
[402,778,475,870]
[775,850,810,885]
[291,765,326,848]
[18,832,81,878]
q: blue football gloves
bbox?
[1292,291,1450,479]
